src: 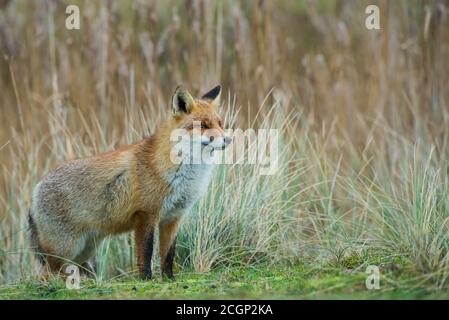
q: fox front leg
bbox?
[159,217,181,280]
[135,213,157,280]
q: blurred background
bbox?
[1,0,447,144]
[1,0,449,290]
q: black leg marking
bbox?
[81,258,97,278]
[162,237,176,280]
[142,228,154,280]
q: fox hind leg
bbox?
[81,259,97,278]
[35,227,94,277]
[77,245,98,279]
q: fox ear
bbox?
[172,86,195,116]
[201,85,221,106]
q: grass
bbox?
[1,259,444,300]
[1,0,449,299]
[1,248,446,299]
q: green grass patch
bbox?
[0,261,446,300]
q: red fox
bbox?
[29,85,231,280]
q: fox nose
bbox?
[202,135,214,146]
[224,136,232,145]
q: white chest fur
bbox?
[160,164,214,221]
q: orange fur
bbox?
[30,85,227,279]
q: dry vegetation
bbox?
[1,0,449,294]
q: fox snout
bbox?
[201,131,232,150]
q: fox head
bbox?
[167,85,232,164]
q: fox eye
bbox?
[200,122,209,129]
[218,119,223,127]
